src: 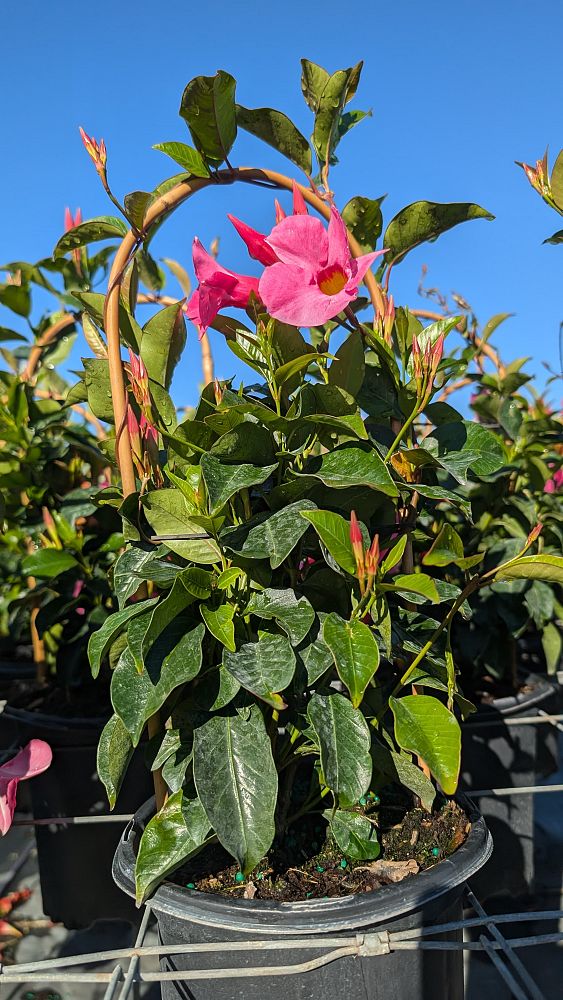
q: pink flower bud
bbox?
[79,127,107,174]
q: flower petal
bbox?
[228,215,278,266]
[260,263,352,327]
[292,181,309,215]
[265,215,328,270]
[0,778,17,835]
[326,205,354,277]
[348,248,387,286]
[0,740,52,781]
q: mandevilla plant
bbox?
[55,59,563,903]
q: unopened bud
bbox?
[350,510,365,583]
[79,127,107,177]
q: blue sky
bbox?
[1,0,562,408]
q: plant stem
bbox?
[384,404,421,464]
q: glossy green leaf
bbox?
[97,714,134,809]
[209,423,275,465]
[0,284,31,317]
[301,509,356,576]
[180,71,237,166]
[221,499,316,569]
[371,738,436,811]
[308,692,372,806]
[22,548,78,578]
[379,536,407,576]
[135,791,211,903]
[423,421,506,483]
[550,149,563,210]
[382,573,440,603]
[113,545,156,608]
[304,446,398,497]
[323,613,380,707]
[54,216,128,258]
[327,330,365,397]
[300,59,330,112]
[153,142,210,177]
[494,554,563,585]
[312,62,363,165]
[383,201,494,267]
[236,106,312,174]
[193,705,277,873]
[223,633,296,708]
[216,567,245,591]
[111,625,204,745]
[140,302,186,390]
[139,577,196,667]
[403,483,472,521]
[88,598,157,679]
[143,489,221,564]
[123,191,153,231]
[541,621,562,675]
[390,694,461,795]
[245,588,315,645]
[342,195,384,253]
[326,809,380,860]
[423,524,483,570]
[201,455,277,515]
[201,603,236,652]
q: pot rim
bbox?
[113,793,492,935]
[464,670,556,722]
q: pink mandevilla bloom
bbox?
[259,205,386,327]
[186,238,260,339]
[0,741,52,835]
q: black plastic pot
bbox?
[113,796,491,1000]
[461,672,558,903]
[0,660,36,752]
[4,705,152,929]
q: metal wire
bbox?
[466,889,548,1000]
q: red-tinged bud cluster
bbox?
[214,378,225,404]
[411,332,445,405]
[64,207,82,232]
[350,511,380,596]
[375,291,395,344]
[517,150,551,201]
[127,404,163,487]
[526,522,543,546]
[79,126,108,177]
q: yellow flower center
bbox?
[318,265,347,296]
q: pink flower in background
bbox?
[186,238,260,338]
[545,467,563,493]
[64,207,82,232]
[259,205,385,327]
[0,741,52,835]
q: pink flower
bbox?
[64,207,82,232]
[0,741,52,835]
[186,238,260,339]
[258,206,385,327]
[545,468,563,493]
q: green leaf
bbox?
[143,489,221,564]
[390,694,461,795]
[298,625,333,684]
[550,149,563,210]
[180,71,237,166]
[87,598,157,679]
[193,705,277,873]
[140,302,186,390]
[371,738,435,811]
[223,633,296,708]
[300,59,330,112]
[312,63,363,165]
[403,483,472,521]
[301,509,356,575]
[379,536,407,575]
[123,192,153,231]
[236,106,312,175]
[304,446,398,497]
[201,455,276,516]
[326,809,380,860]
[0,284,31,317]
[308,692,372,806]
[113,545,156,609]
[0,326,28,343]
[54,216,128,257]
[97,714,133,810]
[328,330,365,397]
[210,423,275,465]
[323,614,380,708]
[217,567,245,590]
[342,196,384,253]
[494,554,563,585]
[111,625,204,745]
[221,499,316,569]
[153,142,210,177]
[382,573,440,603]
[138,577,196,668]
[22,549,78,578]
[422,525,483,570]
[245,588,315,645]
[543,229,563,245]
[273,352,320,388]
[135,791,211,903]
[383,201,494,268]
[423,421,506,483]
[541,622,562,675]
[406,317,460,379]
[201,603,236,652]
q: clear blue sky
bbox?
[1,0,562,408]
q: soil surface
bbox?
[173,796,470,902]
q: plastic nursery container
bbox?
[4,705,152,929]
[461,672,558,902]
[113,796,491,1000]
